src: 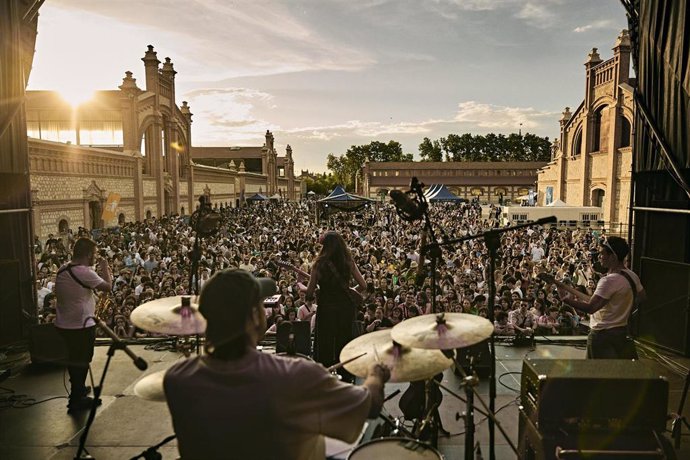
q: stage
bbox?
[1,338,689,459]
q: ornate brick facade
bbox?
[537,31,634,232]
[27,46,301,239]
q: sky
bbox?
[28,0,629,173]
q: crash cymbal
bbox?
[134,370,167,402]
[391,313,493,350]
[340,329,452,383]
[131,295,206,335]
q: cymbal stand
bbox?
[443,350,519,460]
[428,216,556,460]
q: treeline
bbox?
[419,133,552,162]
[319,133,552,191]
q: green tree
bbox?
[435,132,551,162]
[418,137,443,161]
[326,140,413,190]
[305,173,338,196]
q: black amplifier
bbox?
[520,359,668,433]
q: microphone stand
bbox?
[74,338,132,459]
[426,217,555,460]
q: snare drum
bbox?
[348,437,443,459]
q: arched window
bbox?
[180,206,185,216]
[620,117,632,148]
[58,219,69,234]
[146,209,152,220]
[592,108,603,152]
[592,189,605,207]
[118,213,125,225]
[572,127,583,157]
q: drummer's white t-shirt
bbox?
[55,264,104,329]
[164,348,371,460]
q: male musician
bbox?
[557,236,645,359]
[55,238,112,413]
[164,269,390,460]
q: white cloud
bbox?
[285,101,555,143]
[454,101,556,129]
[574,19,616,33]
[184,87,279,145]
[515,2,556,28]
[45,0,376,80]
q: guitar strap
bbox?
[618,270,639,326]
[58,264,95,293]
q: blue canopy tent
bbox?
[246,193,269,202]
[317,185,375,219]
[424,184,466,202]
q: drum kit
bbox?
[130,307,514,459]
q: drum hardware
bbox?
[390,313,519,459]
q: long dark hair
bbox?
[314,231,352,280]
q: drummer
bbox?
[163,269,390,460]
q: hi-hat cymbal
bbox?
[131,296,206,335]
[134,370,167,402]
[391,313,493,350]
[340,329,453,383]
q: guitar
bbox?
[536,272,592,302]
[276,260,364,306]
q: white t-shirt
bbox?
[591,269,643,330]
[55,264,105,329]
[164,349,371,460]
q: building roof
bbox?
[191,146,264,160]
[366,161,547,170]
[369,176,537,186]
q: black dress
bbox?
[314,264,355,368]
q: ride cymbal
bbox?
[131,295,206,335]
[391,313,493,350]
[340,329,452,382]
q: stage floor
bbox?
[1,338,689,459]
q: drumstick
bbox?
[326,352,367,372]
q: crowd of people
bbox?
[34,199,607,343]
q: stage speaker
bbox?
[29,323,68,364]
[276,321,311,356]
[520,359,668,433]
[454,338,491,377]
[518,408,672,460]
[637,257,690,356]
[0,259,22,345]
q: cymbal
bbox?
[340,329,452,383]
[134,370,167,402]
[131,295,206,335]
[391,313,493,350]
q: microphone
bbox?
[390,190,423,221]
[91,316,148,370]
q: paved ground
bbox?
[0,337,688,459]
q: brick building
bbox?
[537,31,634,231]
[361,161,546,204]
[26,46,300,239]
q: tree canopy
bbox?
[326,140,413,190]
[304,173,339,196]
[424,133,551,162]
